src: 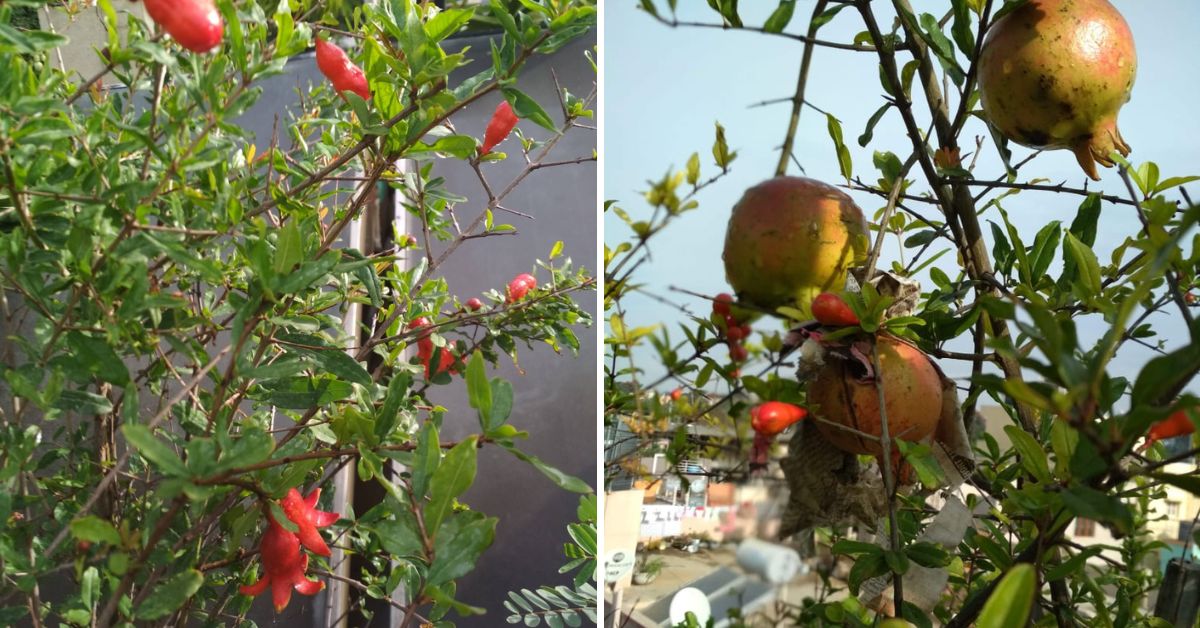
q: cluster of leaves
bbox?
[0,0,596,626]
[608,1,1200,627]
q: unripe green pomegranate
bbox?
[722,177,868,319]
[978,0,1136,181]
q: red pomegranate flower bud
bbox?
[465,297,484,311]
[712,293,734,317]
[425,346,458,378]
[480,101,519,155]
[143,0,223,53]
[506,273,537,303]
[315,37,370,101]
[750,401,808,437]
[811,292,860,327]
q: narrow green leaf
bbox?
[70,516,121,546]
[762,0,796,33]
[466,352,493,430]
[425,437,479,534]
[977,564,1035,628]
[122,424,188,477]
[1003,425,1051,483]
[135,569,204,620]
[1063,232,1101,297]
[502,87,557,132]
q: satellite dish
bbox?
[668,587,712,625]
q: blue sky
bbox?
[605,1,1200,396]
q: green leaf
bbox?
[425,8,474,41]
[425,437,479,534]
[685,152,700,185]
[1060,486,1133,535]
[1150,472,1200,496]
[858,103,891,147]
[67,332,130,385]
[1003,425,1050,483]
[274,220,303,273]
[712,121,736,169]
[427,512,497,586]
[977,564,1035,628]
[762,0,796,33]
[216,427,275,472]
[500,443,592,493]
[1154,175,1200,195]
[70,516,120,546]
[847,552,887,595]
[122,424,188,477]
[950,0,975,56]
[466,351,493,429]
[1131,339,1200,408]
[1046,546,1102,581]
[411,421,440,500]
[1027,221,1061,282]
[826,113,853,182]
[811,4,848,30]
[502,87,556,132]
[487,378,515,433]
[374,512,424,558]
[135,569,204,620]
[278,335,372,387]
[1063,232,1101,297]
[905,542,950,568]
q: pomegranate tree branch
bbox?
[775,0,830,177]
[856,0,1038,434]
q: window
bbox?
[1075,518,1096,537]
[1167,500,1181,518]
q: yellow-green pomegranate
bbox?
[977,0,1136,180]
[722,177,868,319]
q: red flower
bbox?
[480,101,519,155]
[240,489,338,611]
[280,488,338,557]
[315,37,370,101]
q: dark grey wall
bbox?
[427,33,597,626]
[241,31,598,626]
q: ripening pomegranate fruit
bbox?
[807,336,942,456]
[977,0,1136,181]
[723,177,868,319]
